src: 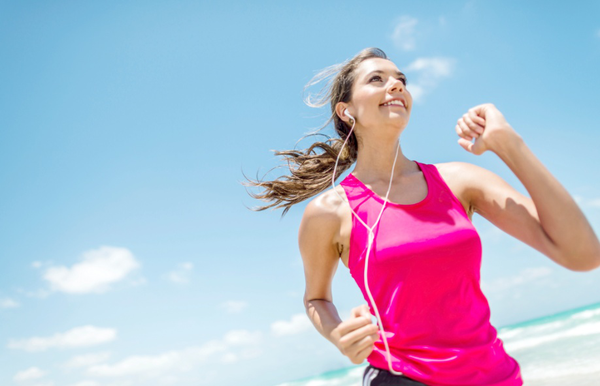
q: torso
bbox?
[329,162,473,269]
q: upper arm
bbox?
[298,193,341,308]
[460,162,563,266]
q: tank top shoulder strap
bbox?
[419,161,470,217]
[338,172,370,211]
[417,161,446,192]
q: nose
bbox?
[388,78,405,93]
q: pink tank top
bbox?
[340,161,523,386]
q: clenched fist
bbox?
[455,103,521,156]
[332,304,380,365]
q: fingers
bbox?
[457,137,474,153]
[352,337,378,364]
[455,120,475,141]
[343,329,380,364]
[336,314,372,336]
[456,113,484,141]
[350,304,370,318]
[340,304,379,364]
[469,103,495,119]
[339,321,378,347]
[456,104,507,157]
[467,109,486,127]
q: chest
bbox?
[336,164,472,269]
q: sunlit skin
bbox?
[299,57,600,365]
[335,58,415,183]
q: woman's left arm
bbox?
[455,103,600,272]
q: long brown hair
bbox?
[243,48,389,217]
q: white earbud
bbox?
[344,109,355,121]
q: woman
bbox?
[244,48,600,386]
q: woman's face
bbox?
[344,58,412,134]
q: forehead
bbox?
[355,58,401,78]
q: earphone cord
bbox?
[331,118,404,376]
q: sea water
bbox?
[277,301,600,386]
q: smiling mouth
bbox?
[380,100,406,108]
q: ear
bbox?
[335,102,353,124]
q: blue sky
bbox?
[1,1,600,385]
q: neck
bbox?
[352,137,414,183]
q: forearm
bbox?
[305,299,343,344]
[493,135,600,270]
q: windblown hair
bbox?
[243,47,388,217]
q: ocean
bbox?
[276,301,600,386]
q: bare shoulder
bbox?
[433,160,478,174]
[298,187,348,305]
[300,186,347,230]
[434,161,501,188]
[298,185,351,260]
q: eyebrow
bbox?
[364,70,406,80]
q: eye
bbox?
[369,75,408,86]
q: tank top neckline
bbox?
[344,160,431,208]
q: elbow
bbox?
[557,240,600,272]
[303,296,315,310]
[582,257,600,272]
[303,297,330,309]
[565,255,600,272]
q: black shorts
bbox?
[362,364,428,386]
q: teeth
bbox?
[383,100,405,107]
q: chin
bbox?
[387,115,409,125]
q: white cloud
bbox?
[220,352,237,364]
[220,300,248,313]
[17,288,51,299]
[164,262,193,285]
[405,84,425,103]
[14,366,46,382]
[406,57,454,77]
[43,246,141,294]
[64,352,111,368]
[87,340,228,378]
[391,16,418,51]
[67,382,100,386]
[482,267,552,293]
[586,197,600,208]
[1,297,19,308]
[405,57,456,103]
[223,330,262,346]
[239,347,263,359]
[8,326,117,352]
[159,375,181,385]
[85,328,263,379]
[32,261,43,269]
[270,313,312,336]
[219,347,263,364]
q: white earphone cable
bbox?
[331,115,404,376]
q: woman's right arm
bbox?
[299,194,379,364]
